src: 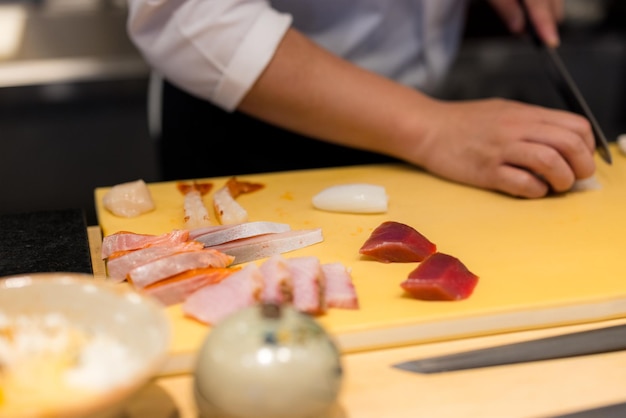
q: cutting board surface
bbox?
[95,147,626,374]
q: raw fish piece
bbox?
[618,133,626,155]
[101,229,189,259]
[183,190,212,228]
[322,262,359,309]
[213,185,248,225]
[209,228,324,265]
[359,221,436,263]
[312,183,388,214]
[286,256,327,315]
[213,177,264,225]
[183,264,263,325]
[128,249,234,288]
[192,221,291,247]
[259,254,293,304]
[188,224,233,240]
[143,267,235,306]
[570,175,602,192]
[400,252,478,301]
[105,241,205,281]
[178,181,213,229]
[102,179,155,218]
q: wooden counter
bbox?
[119,318,626,418]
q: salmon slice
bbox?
[128,249,234,288]
[106,241,205,281]
[101,229,189,259]
[143,267,235,306]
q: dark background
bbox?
[1,0,624,226]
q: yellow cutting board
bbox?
[95,145,626,375]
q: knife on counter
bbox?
[393,323,626,374]
[519,1,613,164]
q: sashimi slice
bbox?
[259,254,293,304]
[183,264,264,325]
[287,256,326,315]
[210,228,324,265]
[178,181,214,229]
[213,185,248,225]
[188,224,234,240]
[102,179,155,218]
[359,221,436,263]
[213,177,264,225]
[322,262,359,309]
[128,249,234,288]
[143,267,235,306]
[105,241,204,281]
[183,189,212,229]
[400,252,479,301]
[192,221,291,247]
[101,229,189,259]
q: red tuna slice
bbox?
[400,252,478,301]
[183,264,263,325]
[359,221,436,263]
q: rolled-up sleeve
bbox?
[127,0,292,111]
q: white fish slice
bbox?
[192,222,291,247]
[209,229,324,265]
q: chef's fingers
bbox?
[538,108,595,152]
[493,162,551,198]
[500,140,583,195]
[486,0,526,33]
[522,122,596,180]
[487,0,562,47]
[522,0,564,47]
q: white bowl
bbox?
[0,272,171,418]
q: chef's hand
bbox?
[488,0,564,47]
[238,29,595,199]
[413,98,596,198]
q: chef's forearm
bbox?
[237,28,438,166]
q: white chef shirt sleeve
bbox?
[127,0,292,112]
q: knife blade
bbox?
[551,401,626,418]
[393,323,626,374]
[519,1,613,164]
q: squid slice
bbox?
[312,183,388,214]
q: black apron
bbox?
[159,80,398,181]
